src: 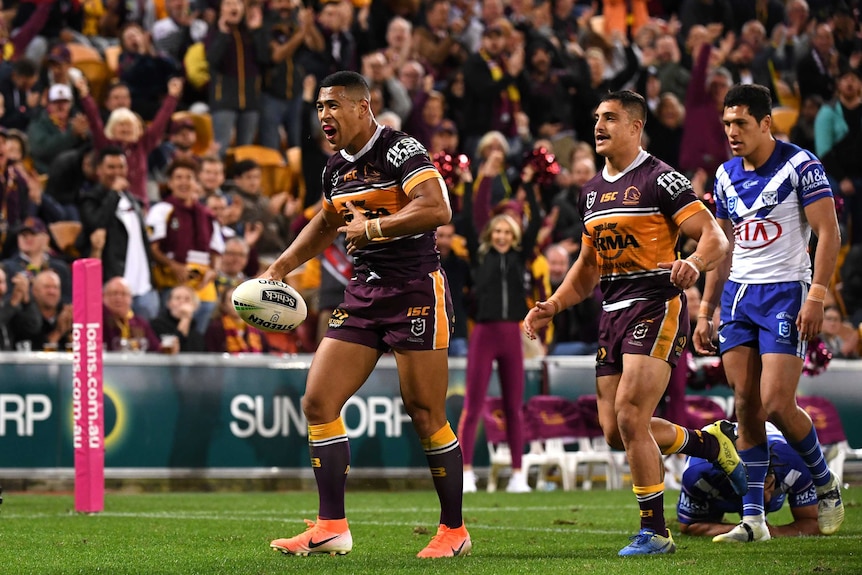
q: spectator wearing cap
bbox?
[149,115,199,184]
[26,83,90,174]
[79,146,160,321]
[429,118,460,156]
[461,21,526,157]
[2,216,72,304]
[34,44,84,108]
[77,75,183,208]
[0,59,40,131]
[205,0,270,156]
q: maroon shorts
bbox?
[595,293,688,377]
[325,269,454,352]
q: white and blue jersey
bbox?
[714,140,832,284]
[677,423,817,526]
[713,141,833,356]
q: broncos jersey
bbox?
[321,125,447,280]
[579,149,708,307]
[714,140,833,284]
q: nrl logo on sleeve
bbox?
[586,190,597,209]
[657,171,691,199]
[386,137,427,167]
[261,289,298,309]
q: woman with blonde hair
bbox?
[76,75,183,207]
[457,159,543,494]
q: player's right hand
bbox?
[523,301,556,340]
[692,316,717,355]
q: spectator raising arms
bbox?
[77,75,182,208]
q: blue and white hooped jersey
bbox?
[714,140,833,284]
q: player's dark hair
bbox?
[320,70,371,101]
[601,90,647,123]
[724,84,772,122]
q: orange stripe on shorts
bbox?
[651,294,682,361]
[431,270,450,350]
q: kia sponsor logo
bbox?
[733,219,783,249]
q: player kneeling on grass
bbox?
[678,422,820,540]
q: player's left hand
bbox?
[338,201,371,254]
[796,300,824,342]
[658,259,700,290]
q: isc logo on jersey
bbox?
[386,137,427,167]
[733,219,783,249]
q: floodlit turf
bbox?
[1,487,860,575]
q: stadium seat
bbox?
[68,43,102,64]
[481,396,514,493]
[522,395,583,491]
[568,395,624,490]
[76,60,110,104]
[797,395,862,483]
[104,45,121,76]
[684,395,728,429]
[770,106,799,136]
[48,221,82,256]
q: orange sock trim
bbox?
[632,482,665,496]
[662,424,686,455]
[308,417,347,441]
[422,423,457,450]
[317,516,349,531]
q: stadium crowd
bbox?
[0,0,860,358]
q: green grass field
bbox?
[1,487,859,575]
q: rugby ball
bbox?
[232,278,307,332]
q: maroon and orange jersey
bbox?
[322,126,445,280]
[579,151,707,305]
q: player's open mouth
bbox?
[322,125,337,140]
[595,134,609,143]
